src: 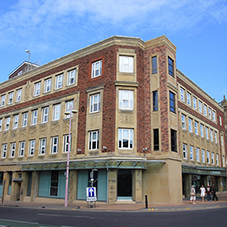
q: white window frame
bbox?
[118,128,133,149]
[10,143,16,158]
[119,90,133,110]
[1,144,7,158]
[1,95,6,107]
[188,118,192,132]
[207,151,210,164]
[214,131,217,143]
[210,129,213,141]
[89,130,99,150]
[63,134,71,153]
[65,100,74,118]
[13,115,19,129]
[194,121,198,135]
[180,87,185,101]
[196,147,200,162]
[190,146,194,160]
[216,154,219,166]
[67,69,76,85]
[200,124,204,137]
[5,117,10,131]
[208,108,211,119]
[31,110,38,125]
[204,105,207,116]
[119,56,134,73]
[34,82,41,96]
[219,116,222,126]
[92,60,102,78]
[205,127,209,139]
[19,141,25,157]
[221,135,224,146]
[202,149,205,163]
[53,104,61,121]
[22,112,28,127]
[8,92,14,104]
[16,89,22,102]
[42,107,49,123]
[193,97,197,109]
[90,94,100,113]
[212,111,215,121]
[0,119,2,132]
[44,78,52,93]
[212,152,214,165]
[55,74,63,89]
[183,143,187,159]
[198,101,202,113]
[187,92,191,106]
[223,156,225,167]
[29,140,35,156]
[51,136,58,154]
[181,114,186,130]
[39,138,46,155]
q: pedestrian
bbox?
[200,185,206,202]
[212,184,218,201]
[206,184,211,202]
[190,185,196,204]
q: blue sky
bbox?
[0,0,227,102]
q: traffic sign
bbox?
[86,187,97,202]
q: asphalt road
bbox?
[0,206,226,227]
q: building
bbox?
[0,36,226,205]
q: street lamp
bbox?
[64,108,77,207]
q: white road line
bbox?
[38,213,95,219]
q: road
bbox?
[0,206,226,227]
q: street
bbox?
[0,206,226,227]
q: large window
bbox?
[39,138,46,155]
[183,144,187,159]
[207,151,210,164]
[63,134,71,153]
[152,56,157,74]
[34,82,41,96]
[16,89,22,102]
[168,57,174,76]
[194,121,198,135]
[67,69,76,85]
[212,152,214,165]
[0,119,2,132]
[169,91,175,113]
[44,78,52,93]
[1,95,6,107]
[187,92,191,106]
[55,74,63,89]
[216,154,219,166]
[92,60,102,78]
[1,144,7,158]
[13,115,19,129]
[182,114,186,130]
[196,148,200,162]
[180,87,185,102]
[29,140,35,156]
[90,93,101,113]
[65,100,74,118]
[188,118,192,132]
[50,171,59,196]
[193,97,197,109]
[153,129,159,151]
[19,141,25,157]
[204,105,207,116]
[214,131,217,143]
[119,90,133,110]
[89,130,99,150]
[205,127,209,139]
[200,124,204,137]
[42,107,49,123]
[212,111,216,121]
[190,146,194,160]
[210,129,213,142]
[118,129,133,149]
[8,92,14,105]
[22,112,28,127]
[153,91,158,111]
[53,104,61,121]
[10,143,16,158]
[208,108,211,119]
[119,56,134,73]
[51,136,58,154]
[198,101,202,113]
[202,149,205,163]
[5,117,10,131]
[171,129,177,152]
[31,110,38,125]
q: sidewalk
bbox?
[1,192,227,212]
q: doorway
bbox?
[117,169,132,200]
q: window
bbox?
[187,92,191,106]
[208,108,211,119]
[216,154,219,166]
[13,115,19,129]
[182,114,186,130]
[22,112,28,127]
[89,130,99,150]
[152,56,157,74]
[207,151,210,163]
[31,110,38,125]
[34,82,41,96]
[0,119,2,132]
[119,56,134,73]
[195,121,198,135]
[200,124,204,137]
[183,144,187,159]
[210,129,213,141]
[29,140,35,156]
[190,146,194,160]
[1,144,7,158]
[92,60,102,78]
[65,100,74,118]
[193,97,197,109]
[10,143,16,158]
[205,127,209,139]
[212,111,215,121]
[169,91,175,113]
[44,78,52,93]
[90,93,101,113]
[1,95,6,107]
[171,129,177,152]
[219,116,222,126]
[199,101,202,113]
[53,104,61,120]
[153,91,158,111]
[196,148,200,162]
[168,57,174,76]
[8,92,14,104]
[221,135,224,146]
[118,128,133,149]
[204,105,207,115]
[19,141,25,157]
[63,134,71,153]
[39,138,46,155]
[214,131,217,143]
[188,118,192,132]
[51,136,58,154]
[67,69,76,85]
[50,171,59,196]
[16,89,22,102]
[202,149,205,163]
[223,156,225,167]
[55,74,63,89]
[42,107,49,123]
[211,152,214,165]
[180,87,185,101]
[5,117,10,131]
[153,129,159,151]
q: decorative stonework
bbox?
[51,121,60,133]
[24,81,31,101]
[10,131,17,140]
[40,124,47,133]
[119,113,133,124]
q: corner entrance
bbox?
[117,169,132,200]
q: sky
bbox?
[0,0,227,102]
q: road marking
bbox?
[38,213,95,219]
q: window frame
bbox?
[118,128,133,149]
[169,91,175,113]
[119,55,134,73]
[207,151,210,164]
[63,134,72,153]
[22,112,28,127]
[168,57,174,77]
[216,154,219,166]
[5,117,10,131]
[153,129,159,151]
[92,59,102,78]
[188,118,192,132]
[16,89,22,102]
[202,149,205,163]
[55,74,63,89]
[51,136,59,154]
[171,129,177,152]
[193,97,197,109]
[198,101,202,113]
[187,92,191,106]
[65,100,74,118]
[34,82,41,96]
[183,143,187,159]
[204,105,207,116]
[13,114,19,129]
[194,121,198,135]
[152,56,157,74]
[29,140,35,156]
[8,92,14,105]
[44,78,52,93]
[153,90,158,111]
[196,147,200,162]
[89,130,99,150]
[180,87,185,102]
[41,107,49,123]
[200,124,204,137]
[10,143,16,158]
[1,95,6,107]
[67,69,76,86]
[181,114,186,130]
[53,103,61,121]
[190,146,194,160]
[19,141,25,157]
[39,138,46,155]
[1,144,7,158]
[90,93,101,113]
[31,110,38,125]
[0,119,2,132]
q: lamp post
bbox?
[64,107,77,207]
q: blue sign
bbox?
[86,187,97,201]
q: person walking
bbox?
[190,185,196,204]
[212,184,218,201]
[200,185,206,202]
[206,184,211,202]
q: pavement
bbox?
[1,192,227,212]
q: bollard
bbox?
[145,195,148,209]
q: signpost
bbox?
[86,187,97,207]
